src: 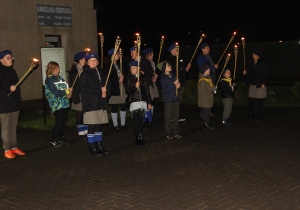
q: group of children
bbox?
[0,42,236,159]
[44,44,238,157]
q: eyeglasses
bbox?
[2,57,14,60]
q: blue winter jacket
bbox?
[160,73,179,103]
[45,74,70,113]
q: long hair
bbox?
[46,61,59,75]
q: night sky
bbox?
[96,1,298,53]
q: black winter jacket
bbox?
[104,61,121,96]
[68,64,82,104]
[125,73,151,105]
[0,63,22,113]
[219,78,237,98]
[79,65,110,112]
[245,58,268,87]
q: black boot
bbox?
[89,143,99,156]
[59,136,70,145]
[138,134,148,146]
[79,135,87,141]
[202,123,215,131]
[95,141,109,155]
[147,121,154,130]
[135,135,141,146]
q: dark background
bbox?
[95,1,299,54]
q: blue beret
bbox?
[129,60,138,67]
[200,43,209,49]
[199,62,210,74]
[85,53,99,61]
[168,44,176,52]
[142,48,153,54]
[253,50,262,58]
[0,50,12,59]
[74,51,86,62]
[107,48,115,55]
[129,46,136,52]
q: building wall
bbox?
[0,0,98,102]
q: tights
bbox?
[249,98,264,119]
[88,124,102,134]
[76,111,83,125]
[132,109,144,136]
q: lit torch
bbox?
[217,31,236,65]
[241,37,245,70]
[189,33,205,64]
[7,58,39,96]
[157,35,165,64]
[98,33,104,68]
[216,54,231,87]
[234,45,238,80]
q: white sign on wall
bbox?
[37,4,72,27]
[41,48,66,86]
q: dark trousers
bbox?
[132,109,144,136]
[164,101,179,135]
[201,108,210,124]
[52,108,68,140]
[249,98,264,119]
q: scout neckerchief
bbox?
[198,76,213,87]
[220,78,232,87]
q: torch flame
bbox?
[233,31,237,35]
[175,42,179,45]
[228,53,231,57]
[98,33,103,36]
[33,58,39,63]
[241,37,245,40]
[234,45,238,48]
[135,33,140,36]
[84,48,91,53]
[162,36,165,39]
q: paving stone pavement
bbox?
[0,103,300,209]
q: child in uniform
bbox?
[125,60,151,146]
[158,61,181,139]
[198,62,216,130]
[219,68,237,126]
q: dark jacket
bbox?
[0,63,22,113]
[104,60,121,96]
[197,53,217,83]
[219,78,237,98]
[79,65,110,112]
[160,73,178,103]
[166,54,187,87]
[140,56,154,87]
[125,73,151,105]
[68,64,82,104]
[245,58,268,87]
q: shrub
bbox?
[292,82,300,99]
